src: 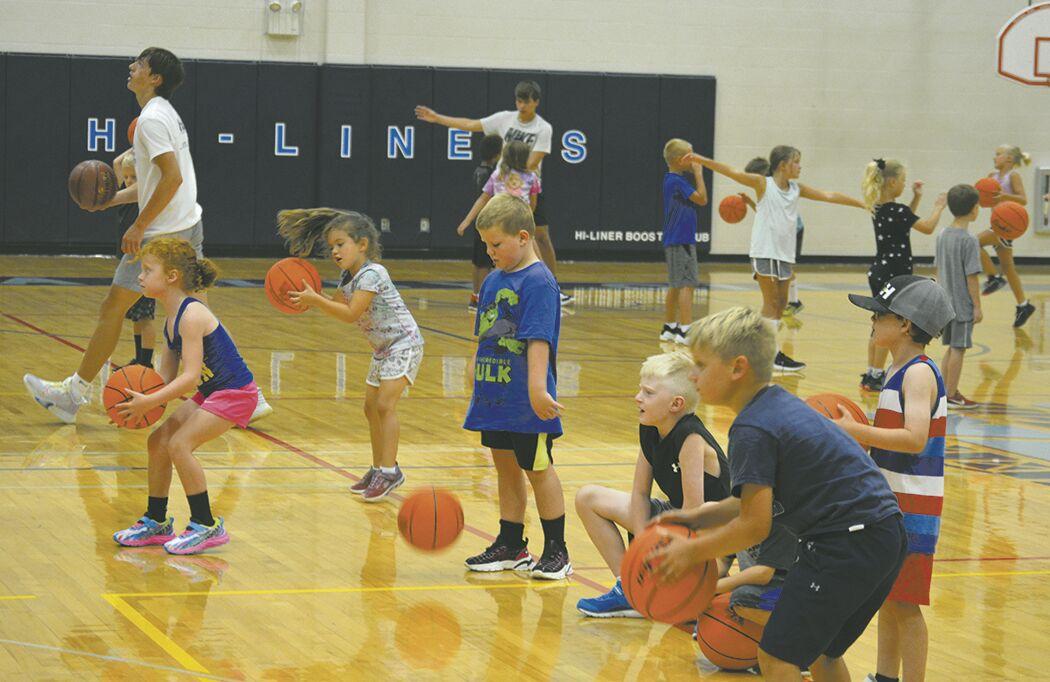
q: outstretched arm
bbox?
[414,105,483,132]
[798,183,866,209]
[683,153,765,194]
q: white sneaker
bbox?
[659,324,678,341]
[249,387,273,423]
[23,374,87,424]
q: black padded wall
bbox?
[0,53,716,260]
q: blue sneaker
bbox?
[113,515,175,547]
[576,578,642,618]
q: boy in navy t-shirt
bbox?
[660,138,709,344]
[653,306,906,680]
[463,193,571,580]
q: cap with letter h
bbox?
[848,275,955,337]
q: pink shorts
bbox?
[191,381,258,428]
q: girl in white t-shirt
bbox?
[685,147,866,371]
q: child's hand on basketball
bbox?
[288,279,322,310]
[739,193,756,210]
[650,527,702,583]
[832,405,860,432]
[647,508,692,529]
[529,391,564,421]
[115,390,153,428]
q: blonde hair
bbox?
[687,307,775,383]
[121,151,136,168]
[861,158,905,210]
[476,193,534,236]
[663,138,692,168]
[139,237,218,292]
[998,144,1031,167]
[640,352,699,412]
[277,208,381,261]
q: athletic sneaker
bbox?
[784,300,804,316]
[659,324,678,342]
[947,392,979,410]
[773,351,806,372]
[674,330,688,345]
[1014,301,1036,328]
[23,374,88,424]
[576,578,641,617]
[361,467,405,502]
[532,540,573,580]
[163,518,230,555]
[860,371,885,392]
[249,387,273,424]
[560,291,575,305]
[982,274,1007,296]
[465,537,534,572]
[350,467,377,494]
[113,515,176,547]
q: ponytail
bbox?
[861,158,905,210]
[139,237,220,292]
[999,144,1031,167]
[277,207,382,261]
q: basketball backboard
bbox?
[998,1,1050,86]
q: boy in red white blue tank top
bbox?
[842,274,956,682]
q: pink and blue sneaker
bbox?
[163,518,230,555]
[113,516,176,547]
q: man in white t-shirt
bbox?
[24,48,271,424]
[416,80,573,304]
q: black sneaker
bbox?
[1014,301,1036,328]
[531,541,572,580]
[465,538,534,572]
[860,371,884,392]
[784,300,804,316]
[982,274,1007,296]
[774,351,806,372]
[659,324,677,342]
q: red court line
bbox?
[5,309,611,595]
[934,556,1050,563]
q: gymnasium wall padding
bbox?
[0,53,716,259]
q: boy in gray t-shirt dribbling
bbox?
[935,184,983,409]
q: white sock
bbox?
[380,466,397,475]
[1020,299,1029,307]
[788,281,799,303]
[69,373,90,400]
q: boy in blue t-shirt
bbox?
[660,138,709,344]
[653,306,906,679]
[463,193,571,580]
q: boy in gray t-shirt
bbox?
[935,184,983,409]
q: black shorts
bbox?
[760,514,907,668]
[471,228,494,269]
[533,192,549,228]
[125,296,156,321]
[481,430,559,471]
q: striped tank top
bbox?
[870,354,946,555]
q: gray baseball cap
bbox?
[848,275,956,337]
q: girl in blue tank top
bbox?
[113,237,257,556]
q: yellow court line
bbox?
[934,569,1050,578]
[102,595,213,681]
[105,581,579,599]
[0,595,35,601]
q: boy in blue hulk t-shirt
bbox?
[653,306,906,681]
[463,193,571,580]
[660,138,708,344]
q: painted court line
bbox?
[0,637,233,680]
[107,581,577,599]
[0,595,35,601]
[102,595,213,681]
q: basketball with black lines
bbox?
[265,257,322,314]
[103,365,167,429]
[67,159,117,210]
[696,593,763,670]
[620,523,718,624]
[397,487,464,552]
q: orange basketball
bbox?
[127,117,138,146]
[974,177,1000,208]
[991,201,1029,241]
[620,523,718,624]
[264,257,322,314]
[397,487,464,551]
[697,593,764,670]
[719,195,747,224]
[68,160,117,210]
[806,393,870,449]
[103,365,166,429]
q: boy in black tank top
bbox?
[575,352,729,618]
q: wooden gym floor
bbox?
[1,255,1048,680]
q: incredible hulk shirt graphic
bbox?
[463,262,562,434]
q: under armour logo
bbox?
[810,582,821,592]
[671,463,680,473]
[878,282,896,300]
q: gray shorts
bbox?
[665,244,699,288]
[941,319,973,349]
[366,344,424,388]
[112,222,204,292]
[751,257,793,280]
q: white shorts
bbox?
[366,345,424,388]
